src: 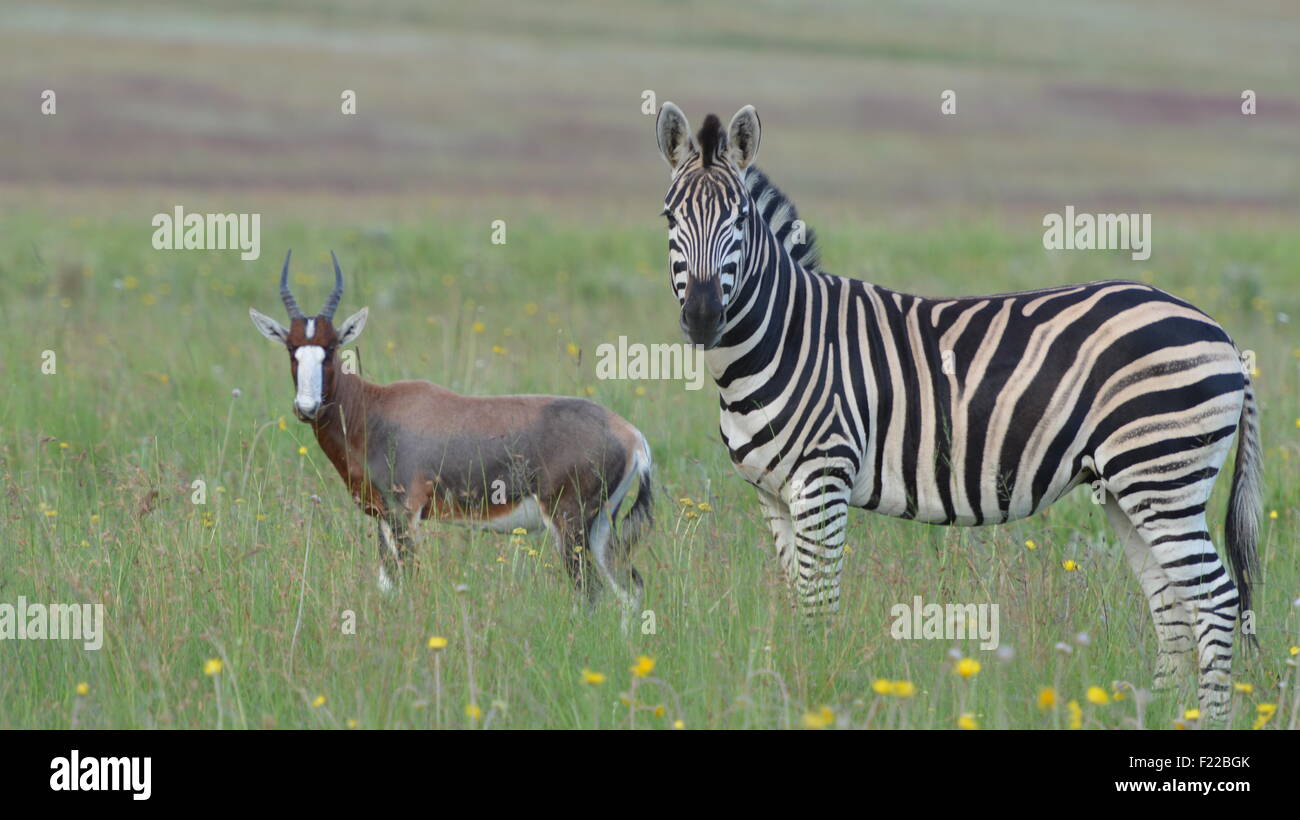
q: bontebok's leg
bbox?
[785,480,850,616]
[375,505,418,592]
[587,508,642,619]
[1103,496,1196,689]
[376,519,402,593]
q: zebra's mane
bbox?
[745,166,822,274]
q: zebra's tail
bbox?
[616,431,654,554]
[1225,375,1262,652]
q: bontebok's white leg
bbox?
[376,519,401,593]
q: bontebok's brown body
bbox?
[251,252,652,613]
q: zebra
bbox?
[653,102,1262,720]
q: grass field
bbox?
[1,0,1297,730]
[1,214,1296,730]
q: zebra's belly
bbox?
[847,465,1092,526]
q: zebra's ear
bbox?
[656,102,693,170]
[727,105,761,169]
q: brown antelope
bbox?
[249,252,653,616]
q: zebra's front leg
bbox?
[756,488,799,591]
[785,482,850,617]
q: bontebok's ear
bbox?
[656,101,693,170]
[727,105,760,169]
[337,307,368,346]
[249,307,290,344]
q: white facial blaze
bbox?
[294,345,325,414]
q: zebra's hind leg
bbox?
[785,481,849,617]
[1103,496,1196,690]
[1109,495,1238,721]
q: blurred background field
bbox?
[2,0,1297,222]
[0,0,1297,729]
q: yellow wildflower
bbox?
[1067,699,1083,729]
[1252,703,1277,730]
[801,706,835,730]
[1037,687,1057,710]
[890,680,916,698]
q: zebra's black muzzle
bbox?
[681,277,725,349]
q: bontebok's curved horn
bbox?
[321,250,344,319]
[280,250,304,319]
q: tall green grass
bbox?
[1,215,1296,729]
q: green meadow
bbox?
[1,216,1296,729]
[0,0,1297,729]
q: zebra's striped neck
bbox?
[744,166,821,274]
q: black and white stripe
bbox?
[655,103,1261,720]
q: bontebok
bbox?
[250,252,653,617]
[654,103,1261,720]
